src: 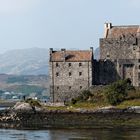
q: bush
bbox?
[71,98,77,105]
[104,79,131,105]
[71,90,92,104]
[25,98,41,107]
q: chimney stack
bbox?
[49,48,53,54]
[61,48,66,61]
[104,22,112,38]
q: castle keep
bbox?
[49,48,93,102]
[49,23,140,102]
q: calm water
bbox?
[0,127,140,140]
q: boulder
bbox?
[12,102,32,111]
[127,106,140,113]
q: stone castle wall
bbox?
[99,35,140,87]
[100,37,138,60]
[50,61,93,102]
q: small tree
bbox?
[104,79,130,105]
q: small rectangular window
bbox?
[69,72,72,76]
[69,86,71,90]
[107,54,110,57]
[56,72,59,77]
[57,86,59,90]
[68,63,71,67]
[56,63,59,67]
[79,72,82,76]
[138,73,140,80]
[80,86,82,89]
[133,47,136,50]
[79,63,82,67]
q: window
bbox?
[56,72,59,77]
[69,86,71,90]
[133,46,136,50]
[80,86,82,89]
[79,63,82,67]
[126,64,133,68]
[79,72,82,76]
[138,73,140,80]
[69,72,72,76]
[107,54,110,58]
[68,63,71,67]
[56,63,59,67]
[57,86,59,90]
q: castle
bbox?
[49,23,140,102]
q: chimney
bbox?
[49,48,53,54]
[61,48,66,61]
[90,47,93,51]
[61,48,66,51]
[49,48,53,62]
[104,23,112,29]
[104,22,112,38]
[108,23,112,29]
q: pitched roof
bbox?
[50,50,93,62]
[106,25,139,38]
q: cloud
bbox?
[0,0,39,15]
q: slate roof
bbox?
[50,50,93,62]
[106,25,140,38]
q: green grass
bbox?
[71,101,109,109]
[44,85,140,111]
[117,99,140,108]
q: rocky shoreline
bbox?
[0,105,140,129]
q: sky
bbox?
[0,0,140,53]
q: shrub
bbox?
[71,98,77,105]
[104,79,131,105]
[25,98,41,107]
[71,90,92,104]
[81,90,92,101]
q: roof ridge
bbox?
[113,25,139,28]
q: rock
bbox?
[127,106,140,113]
[12,102,32,111]
[95,106,119,113]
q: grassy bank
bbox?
[45,83,140,111]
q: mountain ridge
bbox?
[0,47,100,75]
[0,48,49,75]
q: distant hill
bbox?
[0,47,100,75]
[0,48,49,75]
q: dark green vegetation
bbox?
[104,79,132,105]
[25,98,41,107]
[70,79,140,109]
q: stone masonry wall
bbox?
[100,37,138,60]
[50,61,92,102]
[99,36,140,86]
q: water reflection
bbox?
[0,127,140,140]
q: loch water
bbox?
[0,127,140,140]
